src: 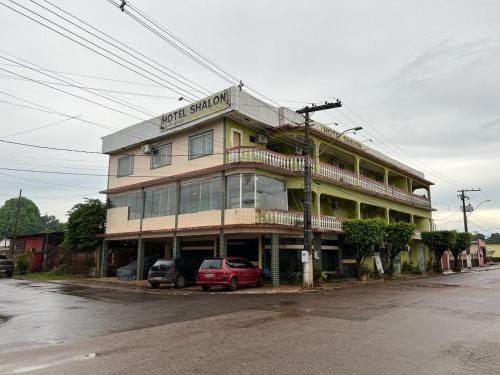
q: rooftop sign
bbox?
[160,89,231,131]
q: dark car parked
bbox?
[148,258,200,289]
[116,256,157,281]
[0,254,14,278]
[196,257,264,292]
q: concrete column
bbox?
[173,235,181,259]
[385,208,390,224]
[355,201,361,219]
[354,156,360,174]
[271,233,279,287]
[258,236,263,269]
[213,237,217,256]
[219,231,227,257]
[136,238,145,280]
[410,214,415,224]
[100,240,108,278]
[314,142,320,173]
[408,179,413,194]
[338,246,343,273]
[384,168,389,186]
[313,233,322,271]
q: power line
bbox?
[0,116,80,138]
[33,0,211,96]
[0,0,200,102]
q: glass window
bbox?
[200,258,222,269]
[108,192,142,220]
[241,174,255,208]
[117,155,133,177]
[151,144,172,169]
[188,130,213,159]
[226,174,241,209]
[256,175,287,210]
[180,177,221,214]
[144,186,177,218]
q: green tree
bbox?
[383,222,416,276]
[473,232,485,240]
[487,233,500,244]
[450,232,472,272]
[41,214,65,232]
[342,218,386,279]
[422,230,457,272]
[63,198,106,252]
[0,197,43,237]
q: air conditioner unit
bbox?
[141,144,152,154]
[294,145,303,155]
[255,134,268,144]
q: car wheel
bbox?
[150,282,160,289]
[229,277,238,292]
[201,285,211,291]
[175,275,186,289]
[256,276,264,287]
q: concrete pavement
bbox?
[2,271,500,374]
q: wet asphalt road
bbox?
[2,270,500,374]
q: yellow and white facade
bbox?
[100,87,434,284]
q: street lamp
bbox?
[319,126,363,157]
[338,126,363,137]
[467,200,491,216]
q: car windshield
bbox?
[154,260,174,267]
[200,259,222,269]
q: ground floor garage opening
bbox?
[227,238,259,264]
[179,238,215,268]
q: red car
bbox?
[197,257,264,291]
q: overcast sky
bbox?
[0,0,498,235]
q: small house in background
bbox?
[441,239,487,270]
[10,232,65,272]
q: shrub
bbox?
[313,266,322,283]
[16,253,30,274]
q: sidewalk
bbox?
[51,264,500,295]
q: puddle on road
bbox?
[0,314,10,325]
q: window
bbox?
[151,144,172,169]
[226,174,287,210]
[231,129,242,147]
[180,177,222,214]
[144,186,177,218]
[200,258,222,269]
[117,155,133,177]
[108,192,142,220]
[188,130,213,159]
[226,174,255,208]
[256,175,287,210]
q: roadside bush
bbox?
[313,266,322,283]
[401,262,412,274]
[15,253,30,275]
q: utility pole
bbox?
[9,189,22,257]
[457,188,481,233]
[297,100,342,287]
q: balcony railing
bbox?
[228,147,431,208]
[255,209,343,231]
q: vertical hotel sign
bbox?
[160,89,231,131]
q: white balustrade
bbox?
[256,209,343,231]
[228,147,431,208]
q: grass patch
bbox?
[15,270,85,281]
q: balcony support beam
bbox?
[385,208,390,224]
[136,237,145,280]
[271,233,280,287]
[355,201,361,219]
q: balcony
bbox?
[255,209,343,232]
[227,147,431,208]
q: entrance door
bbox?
[232,130,241,147]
